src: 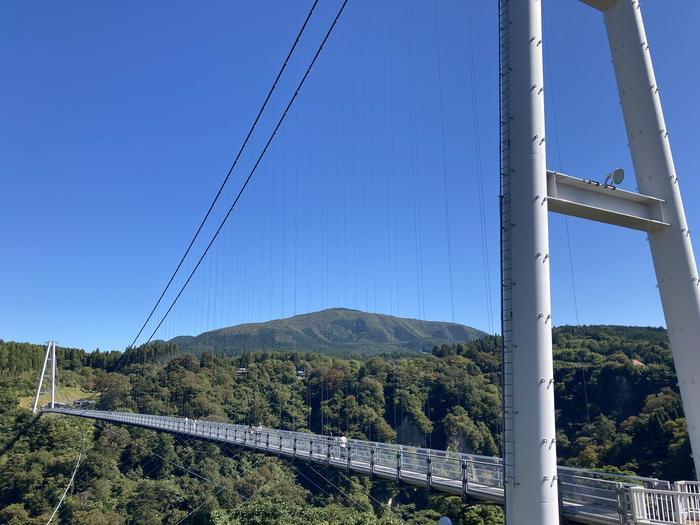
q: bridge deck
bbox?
[45,408,669,524]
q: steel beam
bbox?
[546,170,669,232]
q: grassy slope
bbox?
[18,386,97,409]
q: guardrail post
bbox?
[673,491,685,524]
[616,484,635,525]
[461,459,469,500]
[396,449,402,484]
[426,451,432,493]
[370,447,376,477]
[556,475,564,521]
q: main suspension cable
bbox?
[143,0,350,345]
[130,0,319,348]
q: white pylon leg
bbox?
[32,341,52,413]
[50,341,56,409]
[599,0,700,478]
[501,0,560,523]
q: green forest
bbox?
[0,324,692,524]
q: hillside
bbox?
[168,308,487,356]
[0,324,692,524]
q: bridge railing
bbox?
[557,466,670,514]
[47,408,698,524]
[45,409,508,495]
[674,481,700,494]
[623,485,700,524]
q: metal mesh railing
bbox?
[45,408,696,524]
[557,465,670,513]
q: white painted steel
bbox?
[546,171,668,232]
[50,341,55,409]
[32,341,52,413]
[501,0,559,523]
[596,0,700,478]
[629,485,700,524]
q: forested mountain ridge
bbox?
[168,308,487,356]
[0,323,692,524]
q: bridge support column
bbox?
[50,341,55,409]
[32,342,52,413]
[500,0,559,523]
[585,0,700,480]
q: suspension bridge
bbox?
[37,406,697,524]
[26,0,700,524]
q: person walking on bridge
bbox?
[339,435,348,460]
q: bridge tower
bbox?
[499,0,559,523]
[583,0,700,476]
[501,0,700,522]
[578,0,700,480]
[32,341,56,413]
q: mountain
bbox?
[168,308,487,356]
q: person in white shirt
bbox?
[339,435,348,460]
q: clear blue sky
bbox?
[2,1,699,352]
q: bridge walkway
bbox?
[45,408,683,524]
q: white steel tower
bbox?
[32,341,56,413]
[499,0,559,524]
[579,0,700,479]
[501,0,700,522]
